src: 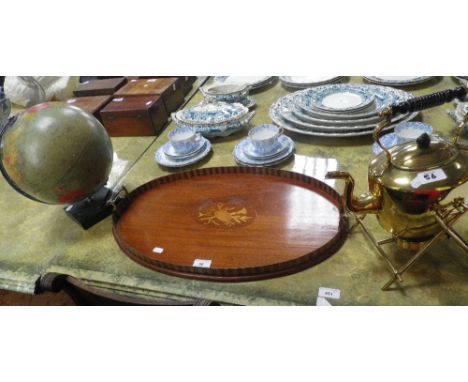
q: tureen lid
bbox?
[391,133,458,171]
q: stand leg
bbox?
[381,230,445,290]
[434,213,468,252]
[352,213,402,284]
[350,202,467,292]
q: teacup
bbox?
[168,126,202,155]
[248,124,282,155]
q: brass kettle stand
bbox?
[349,197,468,291]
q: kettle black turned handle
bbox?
[390,87,466,116]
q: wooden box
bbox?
[126,76,197,95]
[65,96,112,122]
[99,95,168,137]
[176,76,197,94]
[74,77,127,97]
[115,78,184,113]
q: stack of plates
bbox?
[172,102,255,138]
[233,135,295,166]
[213,76,277,92]
[279,76,344,90]
[269,83,419,138]
[363,76,434,87]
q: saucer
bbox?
[155,138,211,168]
[372,133,398,155]
[233,135,295,166]
[162,137,205,159]
[394,122,432,143]
[243,138,285,160]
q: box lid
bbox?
[115,78,179,97]
[100,95,163,114]
[66,95,112,113]
[74,78,127,95]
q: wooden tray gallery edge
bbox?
[112,166,348,282]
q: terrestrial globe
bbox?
[0,102,113,204]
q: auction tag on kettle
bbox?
[411,169,447,189]
[193,259,212,268]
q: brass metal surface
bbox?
[332,90,468,245]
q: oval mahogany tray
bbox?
[113,167,347,282]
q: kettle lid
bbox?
[391,133,459,170]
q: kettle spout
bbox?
[325,171,381,214]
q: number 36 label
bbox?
[411,169,447,189]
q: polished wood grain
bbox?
[66,96,112,122]
[113,167,347,282]
[99,95,168,137]
[115,78,184,112]
[128,76,197,94]
[73,77,127,97]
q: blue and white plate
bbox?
[364,76,433,87]
[372,133,398,155]
[313,87,375,114]
[233,135,295,166]
[213,76,275,91]
[155,138,211,168]
[394,122,433,143]
[243,139,286,160]
[280,76,343,90]
[294,84,406,119]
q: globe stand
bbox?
[64,186,126,230]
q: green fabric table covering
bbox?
[0,76,467,305]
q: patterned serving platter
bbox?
[293,83,407,119]
[270,92,417,135]
[269,99,418,137]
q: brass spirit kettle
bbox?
[327,87,468,249]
